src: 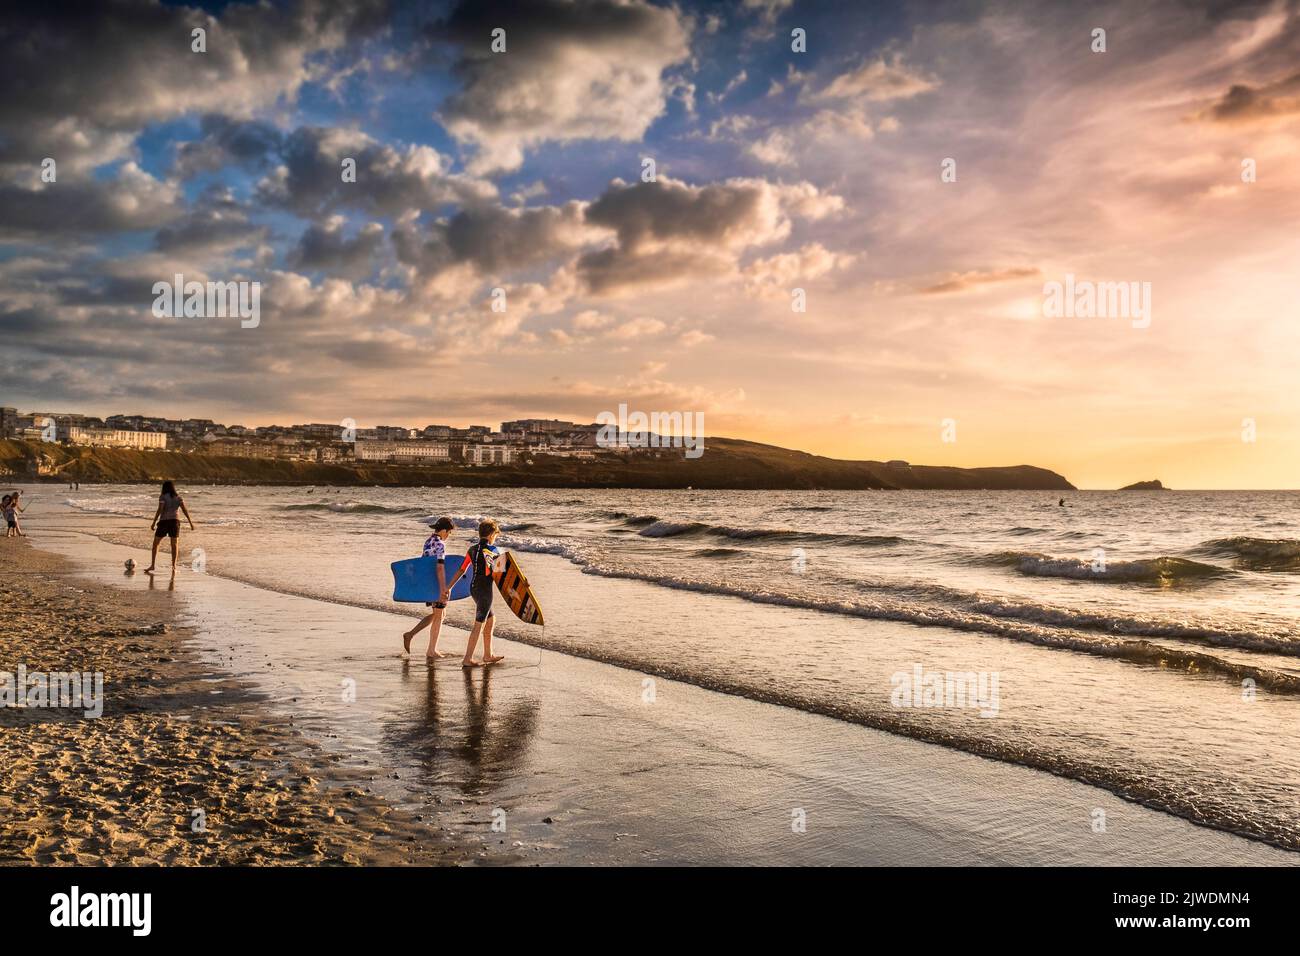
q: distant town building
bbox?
[354,440,450,463]
[0,407,18,438]
[68,427,168,450]
[501,418,579,436]
[465,444,516,466]
[297,423,344,440]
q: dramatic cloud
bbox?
[744,243,856,295]
[437,0,692,172]
[1199,71,1300,123]
[0,163,179,239]
[288,218,385,280]
[920,267,1042,295]
[258,126,496,218]
[576,177,843,294]
[154,185,266,256]
[393,201,599,278]
[0,0,383,175]
[816,55,939,103]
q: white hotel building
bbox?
[354,440,450,463]
[67,427,168,450]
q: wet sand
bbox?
[18,528,1299,866]
[0,540,461,865]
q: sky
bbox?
[1,0,1298,489]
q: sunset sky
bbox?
[2,0,1298,488]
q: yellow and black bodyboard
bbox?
[495,551,544,626]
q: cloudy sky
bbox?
[2,0,1298,488]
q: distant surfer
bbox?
[144,480,195,575]
[402,516,456,659]
[446,519,505,668]
[1058,498,1065,507]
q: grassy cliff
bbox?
[0,438,1074,490]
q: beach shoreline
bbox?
[0,540,463,866]
[10,516,1297,866]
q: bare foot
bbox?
[461,659,482,668]
[426,650,449,659]
[402,630,417,654]
[143,567,156,575]
[482,654,505,665]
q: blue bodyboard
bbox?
[391,554,472,603]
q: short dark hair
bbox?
[431,516,455,532]
[478,519,499,538]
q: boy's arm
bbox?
[445,553,473,589]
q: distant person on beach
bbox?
[402,516,456,660]
[145,480,194,574]
[446,519,504,668]
[2,492,24,537]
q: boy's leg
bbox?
[403,613,434,654]
[462,621,484,666]
[425,606,447,658]
[481,613,503,664]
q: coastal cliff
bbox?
[0,438,1075,491]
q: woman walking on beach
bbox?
[145,480,195,574]
[2,492,25,537]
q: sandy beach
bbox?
[0,540,461,865]
[8,516,1296,866]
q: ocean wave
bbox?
[283,501,420,516]
[992,551,1228,583]
[637,520,709,538]
[576,564,1300,693]
[839,577,1300,657]
[622,514,661,527]
[1192,537,1300,572]
[64,498,151,519]
[691,547,748,558]
[635,519,906,548]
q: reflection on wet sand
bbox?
[386,661,541,797]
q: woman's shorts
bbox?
[154,519,180,539]
[5,520,15,529]
[424,601,448,610]
[471,587,495,623]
